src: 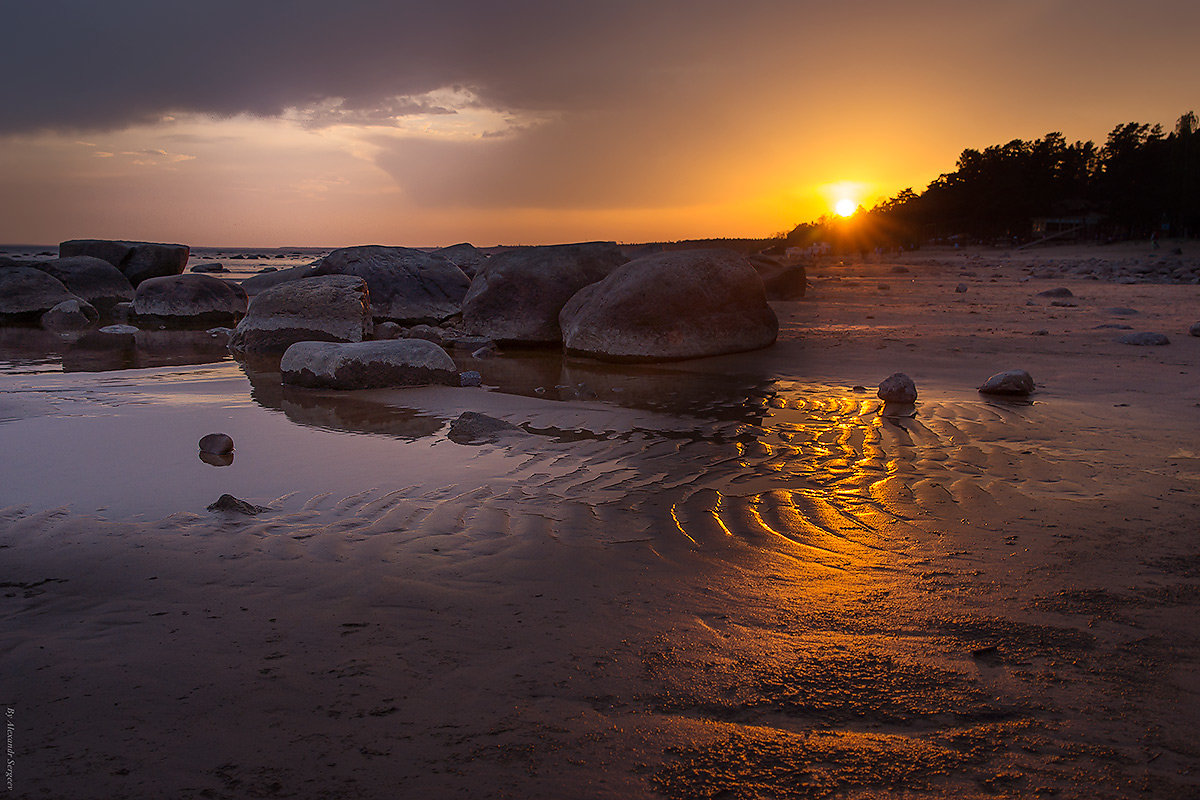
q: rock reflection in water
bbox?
[242,363,444,440]
[450,347,775,425]
[0,326,232,373]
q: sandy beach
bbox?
[3,243,1200,798]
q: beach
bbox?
[2,243,1200,798]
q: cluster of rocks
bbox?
[1,239,250,333]
[3,237,802,393]
[1028,254,1200,284]
[222,242,786,391]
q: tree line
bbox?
[786,111,1200,252]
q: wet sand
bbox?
[2,245,1200,798]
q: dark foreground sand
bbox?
[2,245,1199,798]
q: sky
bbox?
[1,1,1198,248]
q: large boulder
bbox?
[748,254,807,300]
[59,239,189,286]
[312,245,469,324]
[559,249,778,362]
[31,256,134,315]
[0,267,80,324]
[229,275,372,356]
[434,243,489,278]
[462,242,628,345]
[280,339,458,390]
[240,263,321,296]
[132,274,247,327]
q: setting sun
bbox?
[835,197,857,217]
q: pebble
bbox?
[459,370,483,387]
[954,283,967,293]
[1190,321,1200,337]
[198,432,234,455]
[1037,287,1074,298]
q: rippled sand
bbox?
[3,249,1200,798]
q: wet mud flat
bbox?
[2,251,1200,798]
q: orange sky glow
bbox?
[1,2,1198,248]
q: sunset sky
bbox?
[2,1,1198,248]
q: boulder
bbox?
[559,249,778,361]
[132,274,247,327]
[240,263,321,296]
[191,262,227,273]
[978,369,1035,396]
[313,245,470,324]
[0,267,79,324]
[1118,332,1170,346]
[877,372,917,403]
[446,411,522,444]
[748,254,807,299]
[229,275,372,356]
[280,339,459,390]
[59,239,189,286]
[463,242,628,344]
[434,243,489,278]
[41,298,99,331]
[30,256,134,314]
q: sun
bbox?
[835,197,857,217]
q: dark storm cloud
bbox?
[0,0,802,134]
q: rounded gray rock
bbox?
[463,243,628,344]
[313,245,469,324]
[978,369,1035,396]
[1119,332,1170,346]
[229,275,372,356]
[198,432,235,455]
[133,274,247,327]
[59,239,189,287]
[877,372,917,403]
[41,298,99,331]
[0,267,79,323]
[280,339,459,390]
[31,256,134,314]
[559,249,778,361]
[1189,321,1200,337]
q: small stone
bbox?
[1119,332,1170,346]
[198,433,235,455]
[446,412,522,445]
[877,372,917,403]
[374,321,404,340]
[1030,329,1049,336]
[472,343,499,359]
[459,370,483,387]
[207,494,267,515]
[1189,321,1200,337]
[1105,307,1138,316]
[954,283,967,293]
[1037,287,1074,298]
[99,324,139,334]
[979,369,1035,396]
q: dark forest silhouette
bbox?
[785,111,1200,253]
